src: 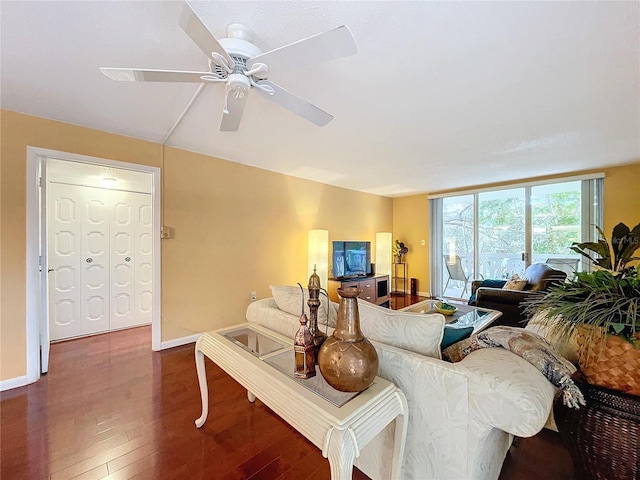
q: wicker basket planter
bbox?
[553,375,640,480]
[576,326,640,396]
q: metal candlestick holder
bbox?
[308,265,327,358]
[294,283,315,379]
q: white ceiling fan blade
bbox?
[253,80,333,127]
[100,67,225,83]
[220,91,249,132]
[178,3,235,69]
[247,25,356,74]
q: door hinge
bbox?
[39,177,42,187]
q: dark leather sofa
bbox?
[470,263,567,327]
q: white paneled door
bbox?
[48,183,152,341]
[110,190,152,330]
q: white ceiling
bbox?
[2,1,639,197]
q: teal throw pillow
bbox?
[440,325,474,350]
[467,279,508,305]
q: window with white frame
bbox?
[429,175,603,299]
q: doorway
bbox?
[25,147,162,384]
[46,159,153,341]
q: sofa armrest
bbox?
[246,298,302,339]
[357,340,475,480]
[476,287,531,306]
[458,348,556,437]
[357,342,554,479]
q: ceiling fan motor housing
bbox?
[219,24,262,62]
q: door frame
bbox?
[26,147,162,384]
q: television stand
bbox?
[327,274,390,306]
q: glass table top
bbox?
[401,300,500,331]
[220,325,362,407]
[222,327,289,357]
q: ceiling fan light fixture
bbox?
[228,73,250,93]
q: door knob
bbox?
[48,269,54,272]
[125,257,131,262]
[86,258,93,263]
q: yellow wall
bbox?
[0,110,392,381]
[160,146,392,338]
[599,163,640,235]
[392,194,430,295]
[393,162,640,294]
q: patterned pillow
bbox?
[502,274,527,291]
[270,285,337,327]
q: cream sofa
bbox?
[246,290,556,480]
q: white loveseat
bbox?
[246,289,556,480]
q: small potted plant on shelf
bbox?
[525,221,640,395]
[392,240,408,264]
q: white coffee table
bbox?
[399,299,502,333]
[195,323,409,480]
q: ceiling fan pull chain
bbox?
[223,88,230,114]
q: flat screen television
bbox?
[332,241,371,279]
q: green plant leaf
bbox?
[570,239,612,269]
[611,222,630,264]
[616,223,640,270]
[610,323,626,334]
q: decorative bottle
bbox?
[317,287,378,392]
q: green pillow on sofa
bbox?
[440,325,474,350]
[467,279,507,305]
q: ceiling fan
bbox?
[100,2,357,132]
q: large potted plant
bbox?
[526,221,640,395]
[526,222,640,480]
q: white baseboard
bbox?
[0,375,28,392]
[159,333,201,350]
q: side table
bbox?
[553,373,640,480]
[195,323,409,480]
[392,262,407,296]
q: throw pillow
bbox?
[440,324,474,350]
[467,279,507,305]
[269,285,337,327]
[357,300,445,359]
[502,274,527,291]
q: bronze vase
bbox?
[318,287,379,392]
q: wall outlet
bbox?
[250,291,257,301]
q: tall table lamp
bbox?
[376,232,392,277]
[308,229,329,356]
[308,229,329,288]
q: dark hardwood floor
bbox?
[1,326,574,480]
[389,293,430,310]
